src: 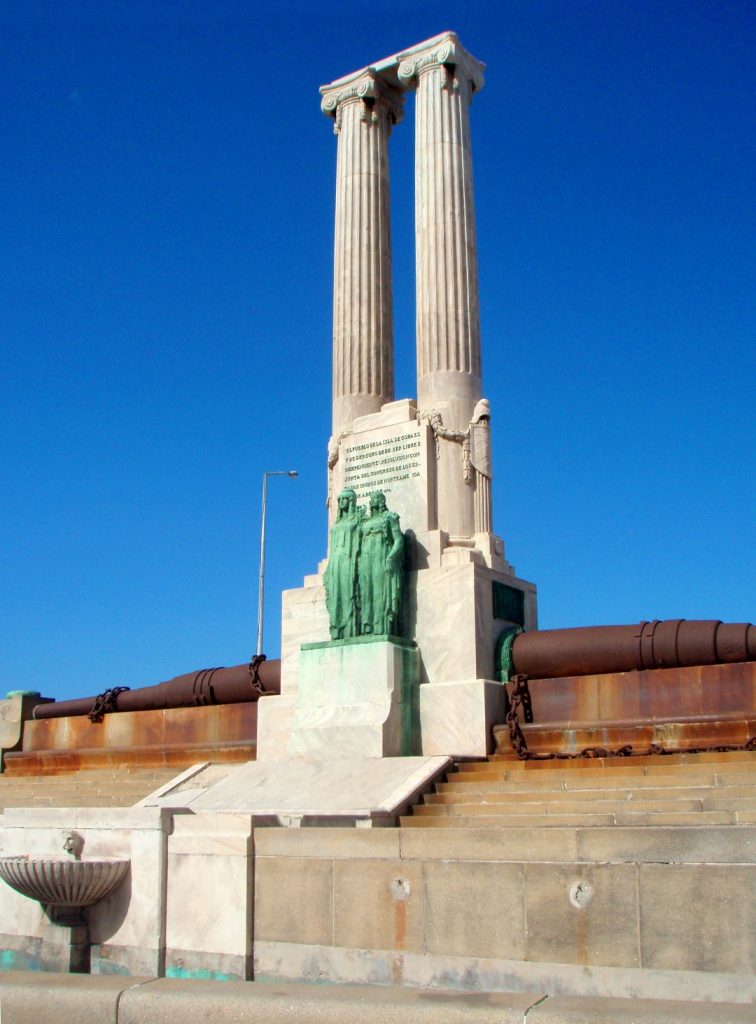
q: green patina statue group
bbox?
[324,489,405,640]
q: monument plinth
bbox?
[289,637,418,759]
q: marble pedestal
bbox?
[267,637,419,760]
[264,557,536,760]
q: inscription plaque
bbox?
[336,419,435,536]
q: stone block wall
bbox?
[252,827,754,1002]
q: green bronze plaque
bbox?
[492,581,525,626]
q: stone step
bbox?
[445,767,754,788]
[0,776,178,788]
[401,809,746,827]
[426,784,756,804]
[457,754,755,775]
[0,766,181,809]
[439,777,746,794]
[0,771,176,781]
[415,795,756,816]
[0,795,146,808]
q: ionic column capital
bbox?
[320,70,404,134]
[397,32,485,93]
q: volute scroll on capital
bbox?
[320,70,405,133]
[397,33,485,94]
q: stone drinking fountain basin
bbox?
[0,833,130,973]
[0,854,129,908]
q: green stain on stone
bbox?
[166,966,236,981]
[0,949,42,972]
[400,645,420,755]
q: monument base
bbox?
[257,637,418,761]
[419,679,507,757]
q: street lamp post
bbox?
[256,470,298,656]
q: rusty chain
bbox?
[247,653,268,696]
[504,674,756,760]
[88,686,130,723]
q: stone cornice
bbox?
[320,70,404,129]
[397,32,485,93]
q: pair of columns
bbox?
[321,33,486,450]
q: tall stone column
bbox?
[399,35,486,540]
[321,71,404,440]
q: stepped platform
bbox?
[0,766,180,812]
[401,750,756,827]
[248,750,754,1003]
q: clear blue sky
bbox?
[2,1,754,702]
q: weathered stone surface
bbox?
[254,855,334,947]
[399,825,580,863]
[1,969,752,1023]
[576,825,756,864]
[524,863,640,968]
[0,970,144,1024]
[165,812,253,974]
[179,754,449,825]
[423,860,526,959]
[254,940,754,1003]
[639,864,755,973]
[419,679,506,758]
[255,826,401,861]
[333,858,424,952]
[527,993,756,1023]
[289,639,418,759]
[0,693,44,758]
[334,411,434,538]
[118,975,538,1023]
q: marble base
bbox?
[419,679,507,757]
[268,561,536,759]
[412,561,537,686]
[164,811,254,979]
[289,637,419,759]
[256,695,296,763]
[279,574,330,696]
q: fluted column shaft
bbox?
[400,37,486,538]
[321,73,403,437]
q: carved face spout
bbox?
[62,831,84,861]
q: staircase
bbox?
[0,766,180,811]
[396,750,755,999]
[401,750,756,828]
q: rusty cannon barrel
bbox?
[33,658,281,721]
[498,619,756,681]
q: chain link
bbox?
[247,653,268,696]
[88,686,130,723]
